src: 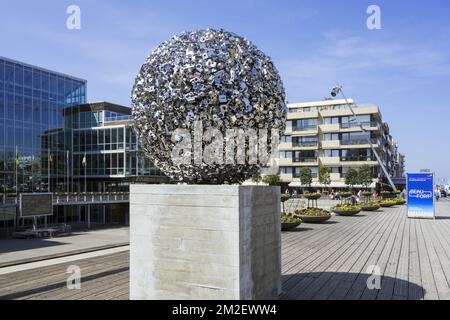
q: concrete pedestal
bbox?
[130,184,281,300]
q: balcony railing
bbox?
[293,173,318,178]
[340,121,379,129]
[340,138,379,146]
[292,141,318,147]
[341,156,376,162]
[293,125,318,131]
[293,157,317,163]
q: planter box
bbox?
[130,184,281,300]
[379,203,395,208]
[297,214,331,223]
[281,221,301,231]
[333,209,361,216]
[361,205,380,212]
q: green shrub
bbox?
[361,191,373,197]
[281,194,290,203]
[294,208,331,217]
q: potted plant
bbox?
[281,215,302,231]
[331,204,362,216]
[376,199,397,207]
[294,207,331,223]
[303,192,321,208]
[392,197,406,205]
[361,201,381,211]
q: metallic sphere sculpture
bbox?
[131,28,286,184]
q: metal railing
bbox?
[292,125,318,131]
[53,192,129,205]
[340,156,376,162]
[340,138,379,145]
[292,141,318,147]
[293,157,317,163]
[340,121,379,129]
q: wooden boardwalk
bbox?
[1,199,450,300]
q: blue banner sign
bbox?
[406,173,435,219]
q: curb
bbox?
[0,242,130,268]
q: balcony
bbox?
[292,141,318,148]
[319,123,340,132]
[321,140,340,149]
[287,110,318,120]
[340,121,380,130]
[293,157,317,163]
[293,125,318,132]
[293,173,318,178]
[341,156,376,162]
[319,156,341,165]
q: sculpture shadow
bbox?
[280,272,425,300]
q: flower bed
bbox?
[392,198,406,205]
[294,208,331,223]
[331,204,362,216]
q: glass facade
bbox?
[66,103,165,192]
[0,57,86,193]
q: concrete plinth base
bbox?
[130,184,281,300]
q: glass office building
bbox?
[0,57,87,193]
[64,102,166,192]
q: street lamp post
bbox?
[330,85,397,191]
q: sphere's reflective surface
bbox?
[132,28,286,184]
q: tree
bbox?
[262,174,281,186]
[358,165,373,189]
[300,168,312,190]
[345,168,359,191]
[251,172,262,184]
[318,166,331,189]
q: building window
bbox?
[324,117,339,125]
[292,119,318,131]
[324,149,340,157]
[323,133,339,141]
[280,167,292,174]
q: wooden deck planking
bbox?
[1,199,450,300]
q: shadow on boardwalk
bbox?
[281,272,425,300]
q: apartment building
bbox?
[278,99,404,188]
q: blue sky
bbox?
[1,0,450,180]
